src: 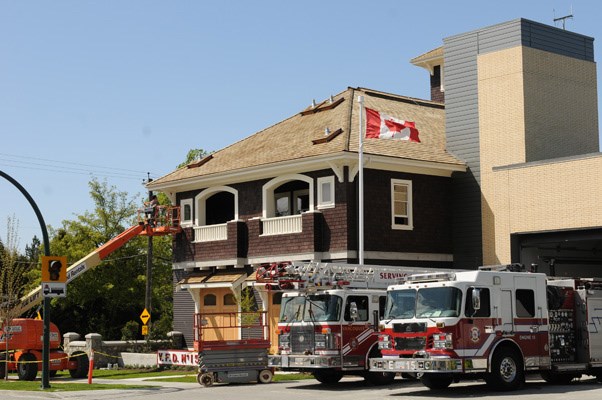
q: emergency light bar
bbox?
[477,263,525,272]
[399,272,456,284]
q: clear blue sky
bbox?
[1,0,601,251]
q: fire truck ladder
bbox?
[256,261,452,290]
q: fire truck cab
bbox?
[369,265,602,391]
[273,287,389,384]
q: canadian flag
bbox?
[365,107,420,142]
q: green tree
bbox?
[177,148,209,169]
[22,236,42,294]
[49,179,173,340]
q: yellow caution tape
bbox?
[91,351,122,360]
[0,351,90,364]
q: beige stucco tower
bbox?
[422,19,602,273]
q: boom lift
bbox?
[0,205,181,380]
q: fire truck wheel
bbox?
[257,369,273,384]
[198,372,214,387]
[420,373,453,390]
[485,347,524,391]
[313,370,343,385]
[69,351,89,379]
[17,353,38,381]
[540,371,581,384]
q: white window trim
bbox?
[317,176,335,209]
[194,186,239,226]
[180,199,193,227]
[391,179,413,230]
[262,174,314,219]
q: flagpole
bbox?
[357,95,365,265]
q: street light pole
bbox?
[0,170,52,389]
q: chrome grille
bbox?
[394,336,426,351]
[290,325,315,353]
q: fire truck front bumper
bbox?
[369,356,462,374]
[269,354,342,369]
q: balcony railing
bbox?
[194,223,228,242]
[261,214,302,235]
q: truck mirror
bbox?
[349,302,359,321]
[471,288,481,311]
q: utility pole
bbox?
[145,175,153,333]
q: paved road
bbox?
[1,375,601,400]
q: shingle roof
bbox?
[148,87,463,189]
[410,46,444,65]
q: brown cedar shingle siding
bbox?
[174,227,195,261]
[173,169,452,265]
[246,212,322,258]
[194,221,243,260]
[363,169,452,254]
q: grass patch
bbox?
[87,368,193,380]
[50,368,193,380]
[0,379,151,391]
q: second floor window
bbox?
[180,199,193,226]
[391,179,413,230]
[275,189,309,216]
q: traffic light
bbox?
[41,256,67,283]
[49,260,62,280]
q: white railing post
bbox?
[261,215,302,235]
[194,223,228,242]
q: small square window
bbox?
[180,199,193,226]
[203,294,217,306]
[317,176,335,209]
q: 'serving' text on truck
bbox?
[369,264,602,391]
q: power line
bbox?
[0,153,161,181]
[0,161,145,181]
[0,152,153,175]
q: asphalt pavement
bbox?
[1,375,601,400]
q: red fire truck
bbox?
[369,264,602,391]
[260,262,447,385]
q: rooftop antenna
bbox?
[553,6,573,30]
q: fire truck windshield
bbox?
[385,287,462,319]
[416,287,462,318]
[280,294,342,322]
[385,289,416,319]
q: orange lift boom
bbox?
[11,205,181,319]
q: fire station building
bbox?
[147,18,602,348]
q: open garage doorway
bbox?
[512,228,602,277]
